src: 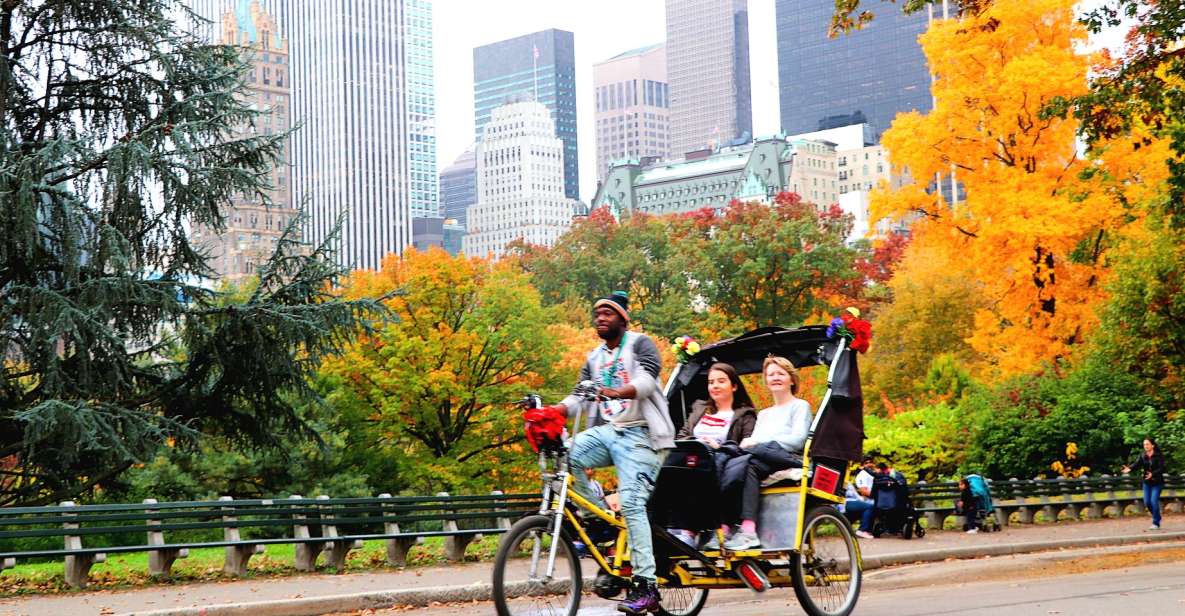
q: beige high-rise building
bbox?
[464,102,574,259]
[593,43,670,184]
[665,0,752,158]
[191,1,294,283]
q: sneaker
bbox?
[855,530,874,539]
[617,576,661,614]
[702,529,730,551]
[966,528,979,534]
[723,531,761,551]
[1148,524,1161,531]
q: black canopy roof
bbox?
[664,325,864,462]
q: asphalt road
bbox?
[396,554,1185,615]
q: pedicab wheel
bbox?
[492,514,582,616]
[790,505,862,616]
[656,586,709,616]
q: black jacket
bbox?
[677,399,757,444]
[1129,451,1166,486]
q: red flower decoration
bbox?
[840,308,872,354]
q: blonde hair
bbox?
[762,356,800,395]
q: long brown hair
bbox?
[704,362,754,412]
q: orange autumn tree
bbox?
[321,248,573,493]
[872,0,1166,375]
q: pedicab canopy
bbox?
[664,325,864,462]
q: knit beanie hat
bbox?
[593,291,630,322]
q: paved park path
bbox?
[0,515,1178,616]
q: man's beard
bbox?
[596,324,624,341]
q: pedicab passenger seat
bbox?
[649,440,720,532]
[760,467,803,491]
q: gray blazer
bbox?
[561,333,675,450]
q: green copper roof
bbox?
[605,42,663,62]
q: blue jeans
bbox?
[1144,483,1163,526]
[569,424,665,582]
[844,499,875,532]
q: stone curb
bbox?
[118,532,1185,616]
[860,530,1185,569]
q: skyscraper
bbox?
[665,0,752,158]
[775,0,931,137]
[189,1,295,283]
[439,145,477,228]
[473,29,579,200]
[593,43,670,184]
[183,0,437,271]
[464,102,572,259]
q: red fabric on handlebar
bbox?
[523,404,567,452]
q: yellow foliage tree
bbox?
[871,0,1169,376]
[322,248,571,493]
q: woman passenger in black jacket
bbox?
[676,362,756,447]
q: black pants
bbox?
[955,499,979,530]
[740,442,801,523]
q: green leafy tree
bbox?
[864,402,970,482]
[321,249,570,494]
[963,359,1156,479]
[1094,219,1185,407]
[112,388,375,502]
[513,207,696,340]
[681,193,861,334]
[0,1,376,506]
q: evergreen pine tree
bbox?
[0,1,379,505]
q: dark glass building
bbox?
[439,145,476,228]
[474,29,579,200]
[775,0,931,137]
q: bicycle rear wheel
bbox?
[790,505,861,616]
[492,514,582,616]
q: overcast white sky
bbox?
[431,0,1127,202]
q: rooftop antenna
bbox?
[532,43,540,101]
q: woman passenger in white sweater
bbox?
[722,356,813,551]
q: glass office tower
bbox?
[665,0,752,157]
[183,0,438,270]
[473,29,579,200]
[775,0,931,137]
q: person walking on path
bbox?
[1123,437,1167,530]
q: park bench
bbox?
[909,474,1185,530]
[0,491,540,588]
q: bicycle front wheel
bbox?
[790,505,862,616]
[492,514,582,616]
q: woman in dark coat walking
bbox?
[1123,438,1167,530]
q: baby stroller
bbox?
[870,471,924,539]
[961,474,1001,532]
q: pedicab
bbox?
[493,325,865,616]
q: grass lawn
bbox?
[0,535,501,596]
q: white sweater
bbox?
[749,398,813,452]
